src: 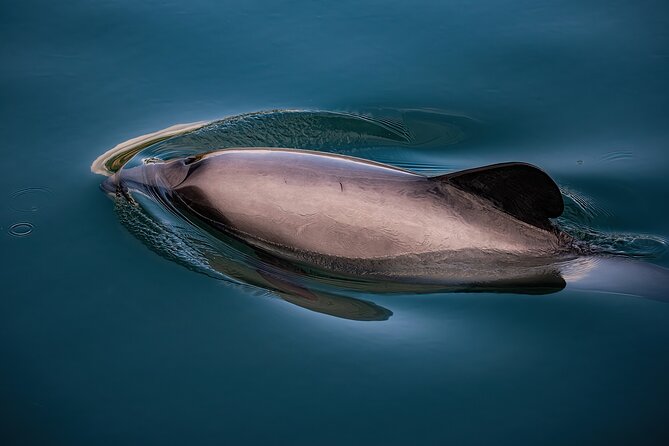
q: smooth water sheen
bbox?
[2,1,669,445]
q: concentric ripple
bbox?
[9,187,51,212]
[8,222,34,237]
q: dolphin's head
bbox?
[101,157,195,197]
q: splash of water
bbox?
[558,186,668,259]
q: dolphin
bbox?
[101,147,669,314]
[103,147,570,273]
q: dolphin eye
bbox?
[183,156,198,165]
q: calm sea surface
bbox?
[2,1,669,445]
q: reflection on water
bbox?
[94,110,669,320]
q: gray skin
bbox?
[104,147,669,314]
[104,148,574,288]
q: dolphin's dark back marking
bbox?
[436,162,564,231]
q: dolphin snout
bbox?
[101,174,119,194]
[99,158,193,198]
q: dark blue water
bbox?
[2,1,669,444]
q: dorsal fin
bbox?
[435,162,564,230]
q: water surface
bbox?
[2,1,669,445]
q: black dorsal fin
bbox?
[435,162,564,230]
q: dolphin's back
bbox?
[170,148,563,263]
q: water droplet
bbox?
[9,222,34,237]
[9,187,51,212]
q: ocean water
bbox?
[2,1,669,445]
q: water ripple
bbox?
[91,109,474,176]
[558,187,667,259]
[560,186,612,222]
[8,222,34,237]
[599,150,634,164]
[9,187,51,212]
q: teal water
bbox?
[2,1,669,445]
